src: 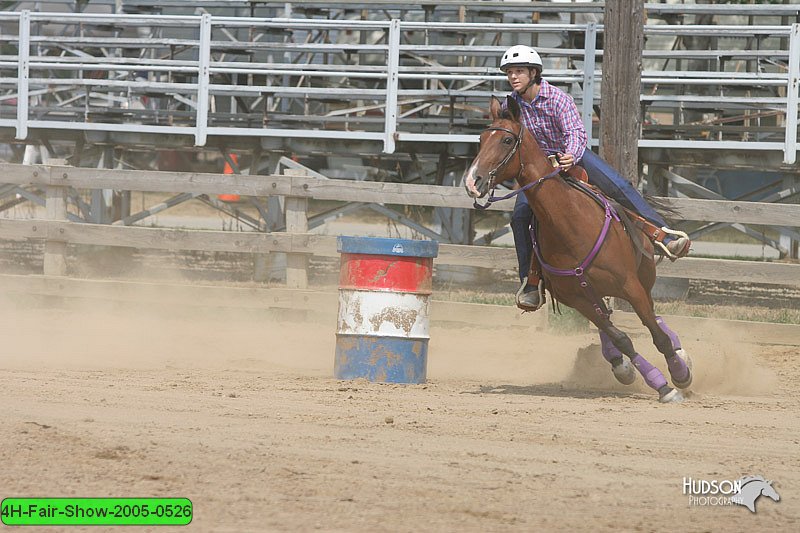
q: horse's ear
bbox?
[506,95,521,122]
[489,97,502,119]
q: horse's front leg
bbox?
[598,329,635,385]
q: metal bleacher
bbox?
[1,1,799,163]
[0,1,798,256]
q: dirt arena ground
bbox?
[1,289,798,532]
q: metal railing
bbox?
[1,11,798,161]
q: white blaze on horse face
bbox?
[464,130,502,196]
[464,155,481,196]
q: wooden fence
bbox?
[0,163,798,288]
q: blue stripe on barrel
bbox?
[335,236,438,384]
[337,236,439,258]
[334,336,428,383]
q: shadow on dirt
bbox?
[471,383,639,400]
[469,343,661,400]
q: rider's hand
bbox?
[557,152,575,170]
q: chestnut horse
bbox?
[464,97,692,403]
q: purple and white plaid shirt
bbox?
[507,80,587,162]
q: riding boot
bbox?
[664,235,691,260]
[516,253,545,312]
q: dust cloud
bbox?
[1,286,779,402]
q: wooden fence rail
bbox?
[0,163,798,287]
[2,163,798,223]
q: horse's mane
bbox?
[740,475,769,487]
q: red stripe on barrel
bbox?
[339,253,433,293]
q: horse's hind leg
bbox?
[624,281,692,391]
[656,316,692,388]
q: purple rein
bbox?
[472,166,561,210]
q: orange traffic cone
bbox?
[218,154,241,202]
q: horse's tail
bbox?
[644,193,682,225]
[612,201,652,263]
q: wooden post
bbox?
[284,168,308,288]
[44,178,68,277]
[780,176,799,259]
[600,0,644,186]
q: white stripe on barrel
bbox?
[337,290,430,338]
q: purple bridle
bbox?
[472,123,620,319]
[472,126,561,210]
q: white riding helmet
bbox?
[500,45,543,73]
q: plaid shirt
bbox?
[507,80,587,162]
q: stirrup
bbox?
[654,227,690,261]
[515,276,545,312]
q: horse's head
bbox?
[733,476,781,512]
[760,480,781,502]
[464,96,524,198]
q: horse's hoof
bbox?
[611,359,637,385]
[658,387,685,404]
[671,349,693,389]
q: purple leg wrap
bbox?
[599,331,623,364]
[656,316,690,382]
[666,352,690,383]
[630,354,668,391]
[656,316,682,350]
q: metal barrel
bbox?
[335,236,439,384]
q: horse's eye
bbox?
[503,137,513,144]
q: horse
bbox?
[463,96,692,403]
[731,476,781,513]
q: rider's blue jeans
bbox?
[511,150,672,284]
[511,194,534,284]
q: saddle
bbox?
[546,155,672,251]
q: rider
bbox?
[499,44,691,311]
